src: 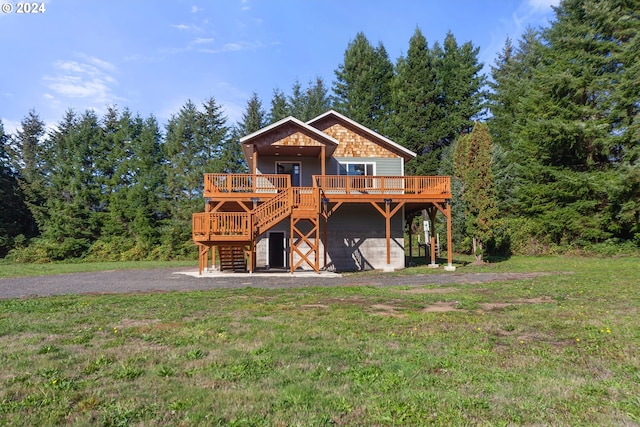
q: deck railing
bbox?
[192,212,251,240]
[204,173,290,195]
[292,187,319,210]
[313,175,450,195]
[253,187,293,234]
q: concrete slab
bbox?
[175,270,342,279]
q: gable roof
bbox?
[239,116,340,161]
[306,110,417,160]
[239,115,340,146]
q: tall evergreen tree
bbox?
[269,88,290,124]
[237,92,267,136]
[0,121,32,256]
[453,122,497,263]
[288,79,307,120]
[304,76,332,120]
[510,0,640,245]
[333,32,394,132]
[390,27,442,174]
[8,110,47,237]
[435,32,487,148]
[488,29,544,215]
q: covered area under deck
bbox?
[193,174,454,274]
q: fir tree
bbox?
[269,88,290,123]
[237,92,267,136]
[333,32,394,132]
[390,27,441,174]
[453,122,497,263]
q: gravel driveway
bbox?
[0,268,557,300]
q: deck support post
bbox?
[371,200,404,271]
[444,200,455,271]
[428,207,439,268]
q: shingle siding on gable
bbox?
[312,121,400,159]
[255,124,326,148]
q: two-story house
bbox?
[192,110,454,273]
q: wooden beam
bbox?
[370,201,405,266]
[428,206,437,266]
[446,201,453,268]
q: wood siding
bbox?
[311,120,401,158]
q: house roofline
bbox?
[307,110,417,159]
[239,116,340,146]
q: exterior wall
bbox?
[253,204,406,272]
[256,156,322,187]
[324,204,405,271]
[329,157,403,176]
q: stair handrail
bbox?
[252,187,293,235]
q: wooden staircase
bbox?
[218,245,247,272]
[194,185,321,274]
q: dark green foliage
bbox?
[389,28,441,166]
[267,77,332,123]
[237,92,267,136]
[488,0,640,250]
[388,29,486,175]
[268,88,289,123]
[332,32,394,133]
[453,123,498,262]
[0,121,34,256]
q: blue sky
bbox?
[1,0,559,134]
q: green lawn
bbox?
[1,256,639,425]
[0,259,196,279]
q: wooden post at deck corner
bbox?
[428,207,438,268]
[371,200,404,272]
[445,200,455,271]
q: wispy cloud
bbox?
[191,38,215,45]
[42,54,122,111]
[172,23,203,32]
[191,5,202,13]
[527,0,560,12]
[198,40,268,54]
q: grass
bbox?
[0,256,639,425]
[0,259,196,279]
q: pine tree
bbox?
[390,27,442,175]
[304,76,332,120]
[510,0,640,246]
[288,80,307,120]
[269,88,290,123]
[8,110,47,236]
[453,122,497,263]
[436,32,487,148]
[488,29,544,216]
[237,92,267,136]
[333,32,394,132]
[0,121,32,256]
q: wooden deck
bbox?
[193,174,452,273]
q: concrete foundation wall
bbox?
[254,204,405,272]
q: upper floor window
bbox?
[339,162,375,176]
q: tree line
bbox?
[1,0,638,262]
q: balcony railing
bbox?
[292,187,319,210]
[204,174,290,196]
[313,175,450,196]
[192,212,251,241]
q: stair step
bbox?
[218,246,247,272]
